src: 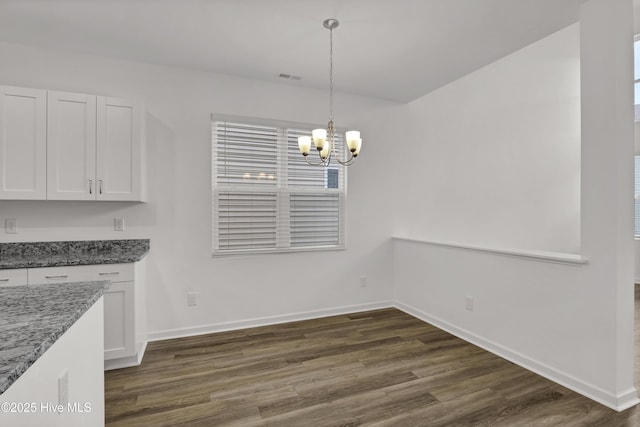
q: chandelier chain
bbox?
[329,25,334,123]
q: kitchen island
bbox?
[0,281,108,427]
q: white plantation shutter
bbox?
[215,191,278,252]
[290,193,342,247]
[212,117,346,255]
[214,122,278,187]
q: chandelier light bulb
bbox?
[346,131,361,152]
[353,138,362,156]
[320,140,331,159]
[312,128,327,150]
[298,136,311,156]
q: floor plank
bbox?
[106,292,640,426]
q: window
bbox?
[212,116,346,255]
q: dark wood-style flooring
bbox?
[105,287,640,426]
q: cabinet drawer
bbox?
[28,263,134,285]
[0,269,28,286]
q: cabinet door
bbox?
[104,281,135,360]
[47,91,97,200]
[0,86,47,200]
[97,97,142,201]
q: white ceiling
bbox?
[0,0,586,103]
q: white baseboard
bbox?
[104,340,148,371]
[394,301,639,412]
[147,301,394,342]
[615,387,640,412]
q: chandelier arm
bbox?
[327,146,352,165]
[304,149,354,167]
[333,152,356,166]
[304,156,327,167]
[305,148,332,166]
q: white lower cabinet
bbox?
[103,281,134,360]
[27,262,144,370]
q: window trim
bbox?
[211,114,348,257]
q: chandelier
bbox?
[297,18,362,166]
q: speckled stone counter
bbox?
[0,239,149,269]
[0,281,108,395]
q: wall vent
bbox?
[279,73,302,80]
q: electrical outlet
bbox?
[359,276,368,287]
[58,371,69,406]
[465,296,474,311]
[5,218,17,234]
[114,217,125,231]
[187,292,198,307]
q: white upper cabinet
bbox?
[47,91,97,200]
[96,97,143,201]
[0,85,146,202]
[0,86,47,200]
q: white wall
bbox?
[393,25,581,254]
[392,0,637,411]
[0,41,397,337]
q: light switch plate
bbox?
[5,218,17,234]
[187,292,198,307]
[114,218,125,231]
[359,276,368,287]
[465,296,474,311]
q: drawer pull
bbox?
[98,272,120,276]
[45,275,68,279]
[0,278,9,282]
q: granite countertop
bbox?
[0,281,109,395]
[0,239,150,270]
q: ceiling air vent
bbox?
[279,73,302,80]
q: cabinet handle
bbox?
[99,179,103,194]
[89,179,93,195]
[0,278,9,282]
[45,275,68,279]
[98,272,120,276]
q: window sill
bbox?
[212,245,346,258]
